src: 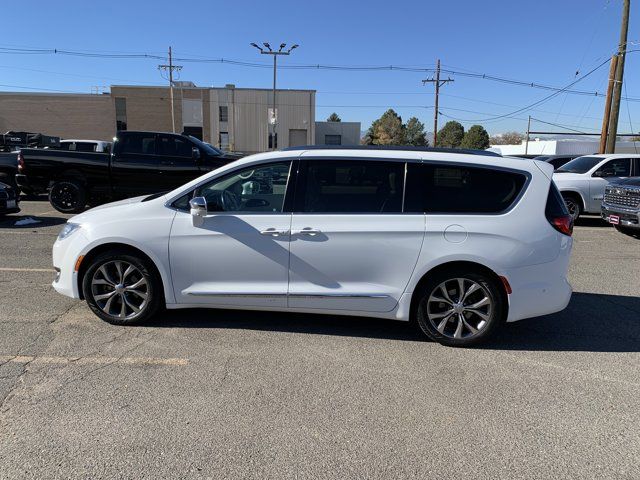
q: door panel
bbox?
[169,212,291,307]
[287,158,423,313]
[169,160,294,307]
[111,132,163,198]
[288,214,424,312]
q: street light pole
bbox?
[251,42,299,150]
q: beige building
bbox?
[0,84,316,154]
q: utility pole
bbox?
[158,47,182,133]
[605,0,630,153]
[525,115,531,155]
[250,42,299,150]
[599,55,619,154]
[422,59,453,147]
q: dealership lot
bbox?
[1,200,639,479]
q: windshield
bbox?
[188,136,223,156]
[555,156,602,174]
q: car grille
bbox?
[604,188,640,209]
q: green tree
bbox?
[405,117,428,146]
[461,124,490,150]
[437,121,464,147]
[489,131,525,145]
[363,109,406,145]
[327,112,342,122]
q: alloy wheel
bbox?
[426,278,493,340]
[564,197,580,220]
[90,260,149,320]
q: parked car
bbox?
[601,178,640,238]
[0,152,18,190]
[552,154,640,220]
[533,154,583,170]
[0,131,60,192]
[16,131,243,213]
[57,139,112,153]
[52,147,573,347]
[0,181,20,216]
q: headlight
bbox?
[58,222,81,240]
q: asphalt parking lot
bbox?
[1,200,639,479]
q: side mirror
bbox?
[594,168,615,178]
[192,147,201,160]
[189,196,207,226]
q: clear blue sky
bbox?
[1,0,637,135]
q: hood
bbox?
[552,172,585,182]
[220,152,244,161]
[609,177,640,187]
[69,194,166,224]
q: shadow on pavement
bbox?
[575,215,612,228]
[148,292,640,352]
[0,213,66,229]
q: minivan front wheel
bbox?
[82,252,163,325]
[414,269,505,347]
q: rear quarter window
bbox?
[405,163,528,214]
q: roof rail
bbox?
[282,145,502,156]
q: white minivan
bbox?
[52,147,573,347]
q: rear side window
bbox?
[119,133,156,155]
[296,159,404,213]
[546,181,569,218]
[405,163,527,214]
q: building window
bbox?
[268,133,278,149]
[115,97,127,131]
[219,106,228,122]
[182,126,203,140]
[219,132,229,151]
[325,134,342,145]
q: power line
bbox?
[2,44,640,102]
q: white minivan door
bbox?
[169,161,294,308]
[288,158,424,313]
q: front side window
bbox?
[195,161,291,213]
[297,159,404,213]
[597,158,631,177]
[157,135,192,157]
[405,163,527,214]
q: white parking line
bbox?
[0,355,189,366]
[0,267,55,272]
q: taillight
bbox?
[550,215,573,236]
[17,152,24,173]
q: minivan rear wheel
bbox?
[82,252,163,325]
[414,268,506,347]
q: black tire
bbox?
[562,193,582,221]
[614,225,640,239]
[413,268,506,347]
[49,179,86,213]
[82,251,163,325]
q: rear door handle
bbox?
[260,228,289,237]
[291,228,321,236]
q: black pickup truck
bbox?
[16,131,243,213]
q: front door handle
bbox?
[260,228,289,237]
[291,228,321,236]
